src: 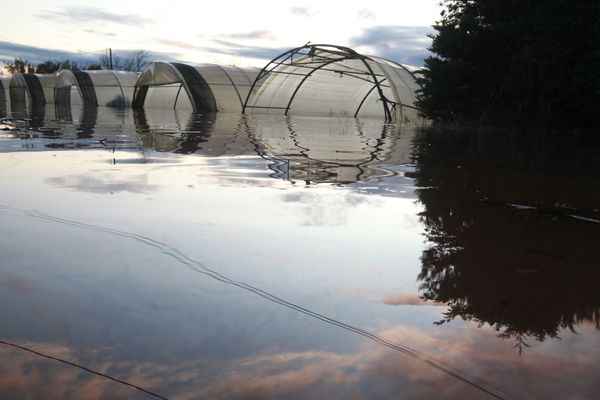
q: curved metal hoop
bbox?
[242,44,393,122]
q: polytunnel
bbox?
[0,76,10,116]
[9,73,59,108]
[242,44,423,123]
[133,62,260,113]
[55,70,138,108]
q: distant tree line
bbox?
[2,50,149,75]
[98,50,149,72]
[417,0,600,129]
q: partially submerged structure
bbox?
[0,76,11,116]
[242,44,422,123]
[55,70,138,108]
[133,62,259,113]
[2,44,423,123]
[9,73,59,109]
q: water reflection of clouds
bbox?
[2,111,598,397]
[0,272,38,295]
[2,322,599,399]
[382,293,438,306]
[46,174,160,194]
[282,191,379,227]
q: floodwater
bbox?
[0,106,599,399]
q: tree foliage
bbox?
[3,58,96,74]
[35,59,81,74]
[4,58,35,74]
[99,50,149,72]
[417,0,600,129]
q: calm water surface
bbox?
[0,106,599,399]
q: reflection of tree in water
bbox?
[412,129,600,352]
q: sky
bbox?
[0,0,441,68]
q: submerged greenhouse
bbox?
[9,73,59,108]
[133,62,260,113]
[2,44,424,123]
[0,76,10,116]
[243,44,422,123]
[55,70,139,108]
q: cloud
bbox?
[3,322,598,399]
[150,38,287,61]
[281,192,376,226]
[218,31,275,41]
[0,41,99,65]
[151,37,203,52]
[210,40,288,60]
[382,293,437,306]
[0,41,178,66]
[37,7,153,27]
[84,29,117,37]
[46,174,160,194]
[358,9,376,19]
[290,7,318,17]
[350,25,434,65]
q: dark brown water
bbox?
[0,106,599,399]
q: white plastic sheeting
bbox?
[56,70,138,107]
[134,62,259,113]
[243,45,423,123]
[1,44,423,123]
[9,73,58,107]
[0,76,10,116]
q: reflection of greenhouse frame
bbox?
[243,44,410,122]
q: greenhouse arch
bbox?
[9,73,58,108]
[242,44,422,123]
[133,62,259,113]
[55,70,138,108]
[0,76,10,116]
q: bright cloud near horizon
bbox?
[1,0,441,67]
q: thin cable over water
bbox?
[0,339,168,400]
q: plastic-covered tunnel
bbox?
[9,73,58,109]
[242,44,423,123]
[133,62,260,113]
[0,76,10,117]
[55,70,139,108]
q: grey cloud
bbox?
[151,38,287,61]
[350,25,434,66]
[0,41,99,65]
[290,7,317,17]
[84,29,117,37]
[219,31,275,41]
[210,40,288,59]
[0,41,179,66]
[37,7,153,27]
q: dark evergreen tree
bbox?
[417,0,600,129]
